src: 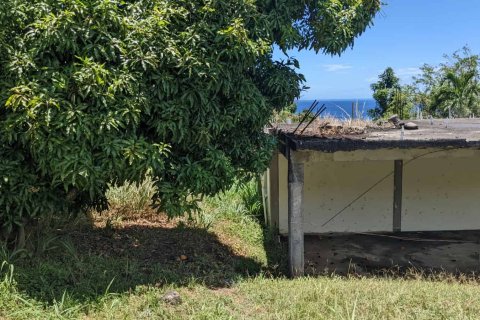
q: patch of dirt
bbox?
[302,122,369,136]
[67,218,221,265]
[53,210,262,287]
[304,231,480,276]
[281,118,393,138]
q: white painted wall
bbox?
[278,153,288,233]
[267,148,480,235]
[278,157,393,234]
[403,157,480,231]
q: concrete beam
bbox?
[300,148,480,163]
[288,150,304,277]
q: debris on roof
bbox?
[272,118,480,152]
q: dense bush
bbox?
[0,0,380,242]
[413,47,480,118]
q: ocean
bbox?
[295,99,376,119]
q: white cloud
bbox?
[322,64,352,72]
[396,67,421,77]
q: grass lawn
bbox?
[1,180,480,319]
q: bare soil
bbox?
[304,231,480,276]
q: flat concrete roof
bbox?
[276,119,480,152]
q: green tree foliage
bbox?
[369,67,415,120]
[0,0,380,237]
[372,68,400,111]
[370,67,398,118]
[411,64,438,113]
[390,85,416,120]
[414,47,480,118]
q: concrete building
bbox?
[263,119,480,277]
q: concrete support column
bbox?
[268,152,280,228]
[288,150,304,277]
[393,160,403,232]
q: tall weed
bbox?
[106,177,156,212]
[198,178,264,226]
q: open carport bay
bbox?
[303,230,480,275]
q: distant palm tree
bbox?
[433,69,479,117]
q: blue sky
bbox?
[275,0,480,100]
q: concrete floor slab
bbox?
[304,231,480,275]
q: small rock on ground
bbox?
[163,290,182,305]
[404,122,419,130]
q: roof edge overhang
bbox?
[278,132,480,155]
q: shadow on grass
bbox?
[261,226,289,276]
[8,221,264,304]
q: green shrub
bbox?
[106,177,156,212]
[0,0,380,240]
